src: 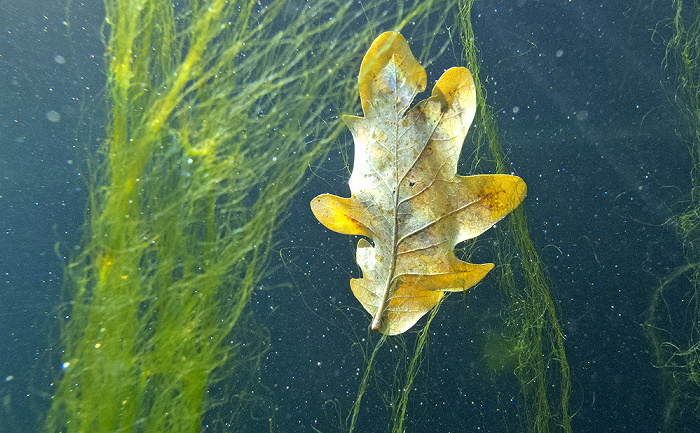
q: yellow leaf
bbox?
[311,31,526,335]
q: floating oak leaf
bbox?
[311,31,526,335]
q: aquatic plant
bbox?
[645,0,700,430]
[457,1,573,432]
[43,1,441,431]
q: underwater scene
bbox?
[1,0,699,432]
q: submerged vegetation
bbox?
[43,0,443,431]
[457,1,573,431]
[645,0,700,430]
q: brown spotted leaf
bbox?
[311,31,526,335]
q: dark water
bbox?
[0,1,695,432]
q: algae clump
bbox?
[645,0,700,430]
[42,0,440,431]
[457,1,573,432]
